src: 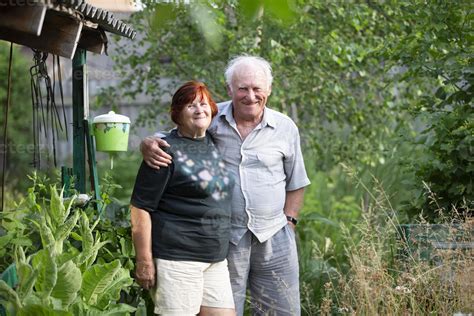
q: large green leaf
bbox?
[22,292,41,304]
[0,232,14,248]
[50,260,82,307]
[56,246,81,267]
[49,185,67,230]
[99,303,136,315]
[76,212,94,267]
[9,236,33,247]
[30,216,55,253]
[70,302,135,316]
[76,212,110,270]
[17,262,37,300]
[17,304,72,316]
[85,237,110,270]
[31,249,58,299]
[0,280,22,310]
[54,211,80,254]
[81,260,121,307]
[189,3,223,50]
[96,268,133,310]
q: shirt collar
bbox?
[219,102,276,128]
[261,107,276,128]
[219,101,235,125]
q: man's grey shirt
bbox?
[208,101,310,244]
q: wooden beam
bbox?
[0,10,82,59]
[78,27,105,55]
[0,4,47,36]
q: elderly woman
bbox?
[130,81,235,316]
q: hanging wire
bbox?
[1,43,13,212]
[57,55,68,140]
[29,49,68,168]
[30,51,42,168]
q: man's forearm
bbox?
[140,136,172,169]
[284,188,305,218]
[130,206,153,262]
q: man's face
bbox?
[228,65,271,121]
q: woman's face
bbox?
[178,94,212,134]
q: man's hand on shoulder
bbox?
[140,136,172,169]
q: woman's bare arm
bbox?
[131,206,155,289]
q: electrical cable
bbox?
[1,43,13,212]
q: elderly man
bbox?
[141,55,310,315]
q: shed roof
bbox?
[57,0,137,39]
[0,0,137,58]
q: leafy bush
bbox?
[403,102,473,220]
[381,1,473,220]
[0,175,136,315]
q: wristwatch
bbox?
[286,215,298,226]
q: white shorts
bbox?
[151,258,235,315]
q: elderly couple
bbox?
[130,55,310,316]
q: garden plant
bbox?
[0,174,138,315]
[0,0,472,315]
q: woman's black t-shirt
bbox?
[131,130,235,262]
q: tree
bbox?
[381,1,473,219]
[105,0,410,173]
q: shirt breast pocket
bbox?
[244,151,283,180]
[257,151,283,179]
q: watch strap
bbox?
[286,215,298,225]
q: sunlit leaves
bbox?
[189,2,224,49]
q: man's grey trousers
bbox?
[227,225,300,316]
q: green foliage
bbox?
[81,260,130,309]
[98,2,474,312]
[1,1,468,314]
[96,152,142,203]
[298,169,361,313]
[381,1,474,219]
[104,1,409,172]
[0,176,135,314]
[300,164,473,315]
[403,104,473,219]
[0,43,36,193]
[297,155,413,314]
[105,0,472,222]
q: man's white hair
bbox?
[224,55,273,91]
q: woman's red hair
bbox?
[170,81,218,125]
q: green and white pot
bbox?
[92,111,131,169]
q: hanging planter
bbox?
[92,111,131,169]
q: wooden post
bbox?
[72,49,87,193]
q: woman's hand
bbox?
[140,136,172,169]
[135,259,156,290]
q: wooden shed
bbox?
[0,0,137,205]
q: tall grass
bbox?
[299,164,473,315]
